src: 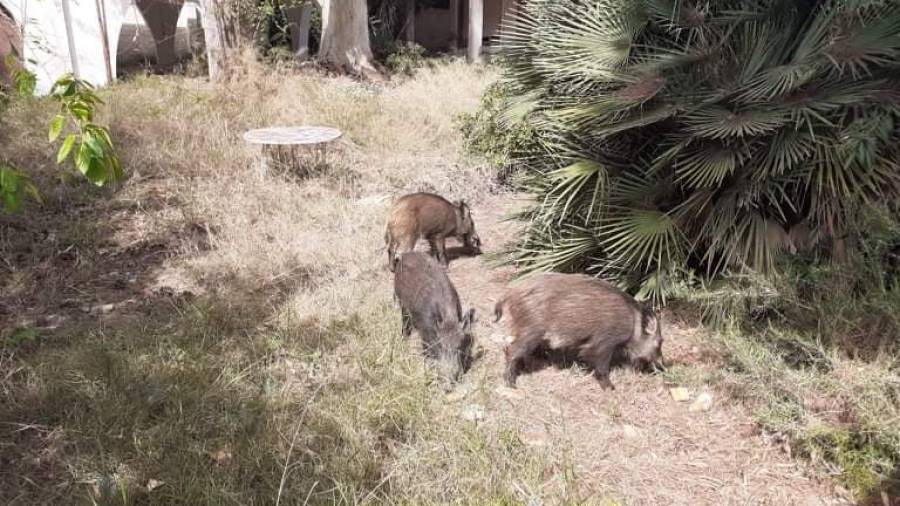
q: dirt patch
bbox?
[441,192,849,506]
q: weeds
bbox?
[0,58,565,505]
[685,212,900,501]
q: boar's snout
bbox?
[440,308,476,384]
[464,232,483,254]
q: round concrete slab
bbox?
[242,126,342,146]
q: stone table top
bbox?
[242,126,343,146]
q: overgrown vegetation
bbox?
[676,205,900,499]
[0,70,120,213]
[468,0,900,303]
[458,0,900,500]
[1,60,583,505]
[458,82,535,180]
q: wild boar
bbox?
[393,251,476,383]
[493,273,664,389]
[384,192,482,271]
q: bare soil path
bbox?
[443,193,847,506]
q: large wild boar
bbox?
[394,251,476,384]
[384,192,482,271]
[494,273,664,389]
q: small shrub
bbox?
[384,41,426,76]
[457,81,535,181]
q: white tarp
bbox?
[4,0,132,95]
[2,0,199,95]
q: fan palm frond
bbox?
[491,0,900,302]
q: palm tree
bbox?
[495,0,900,302]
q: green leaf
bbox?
[48,115,65,142]
[85,156,107,186]
[75,142,93,176]
[0,166,40,213]
[12,67,37,97]
[57,134,77,164]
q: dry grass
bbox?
[0,55,852,506]
[0,57,574,505]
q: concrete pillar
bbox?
[449,0,459,50]
[284,2,313,60]
[467,0,482,63]
[135,0,184,69]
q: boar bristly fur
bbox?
[385,192,482,271]
[494,273,664,390]
[394,252,476,384]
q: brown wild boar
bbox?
[494,273,664,389]
[394,251,476,384]
[384,192,482,271]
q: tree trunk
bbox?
[199,0,226,81]
[284,2,313,60]
[318,0,379,77]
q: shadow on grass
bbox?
[0,191,387,504]
[0,282,390,505]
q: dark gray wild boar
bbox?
[384,192,482,271]
[393,251,476,383]
[494,273,664,389]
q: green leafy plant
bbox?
[458,81,536,180]
[486,0,900,303]
[0,165,40,213]
[4,54,36,97]
[384,41,426,76]
[49,74,122,186]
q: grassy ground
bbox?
[0,56,881,505]
[1,58,555,505]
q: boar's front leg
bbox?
[583,345,616,390]
[503,331,543,388]
[434,238,448,266]
[400,308,413,337]
[426,236,448,266]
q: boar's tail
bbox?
[493,298,505,323]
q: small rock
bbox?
[146,479,165,491]
[461,404,486,422]
[621,424,641,440]
[87,303,115,315]
[669,387,691,402]
[689,392,713,412]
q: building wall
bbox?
[413,0,515,51]
[117,3,199,67]
[415,7,453,50]
[0,0,200,95]
[0,6,20,84]
[1,0,133,94]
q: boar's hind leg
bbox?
[504,332,543,388]
[583,346,616,390]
